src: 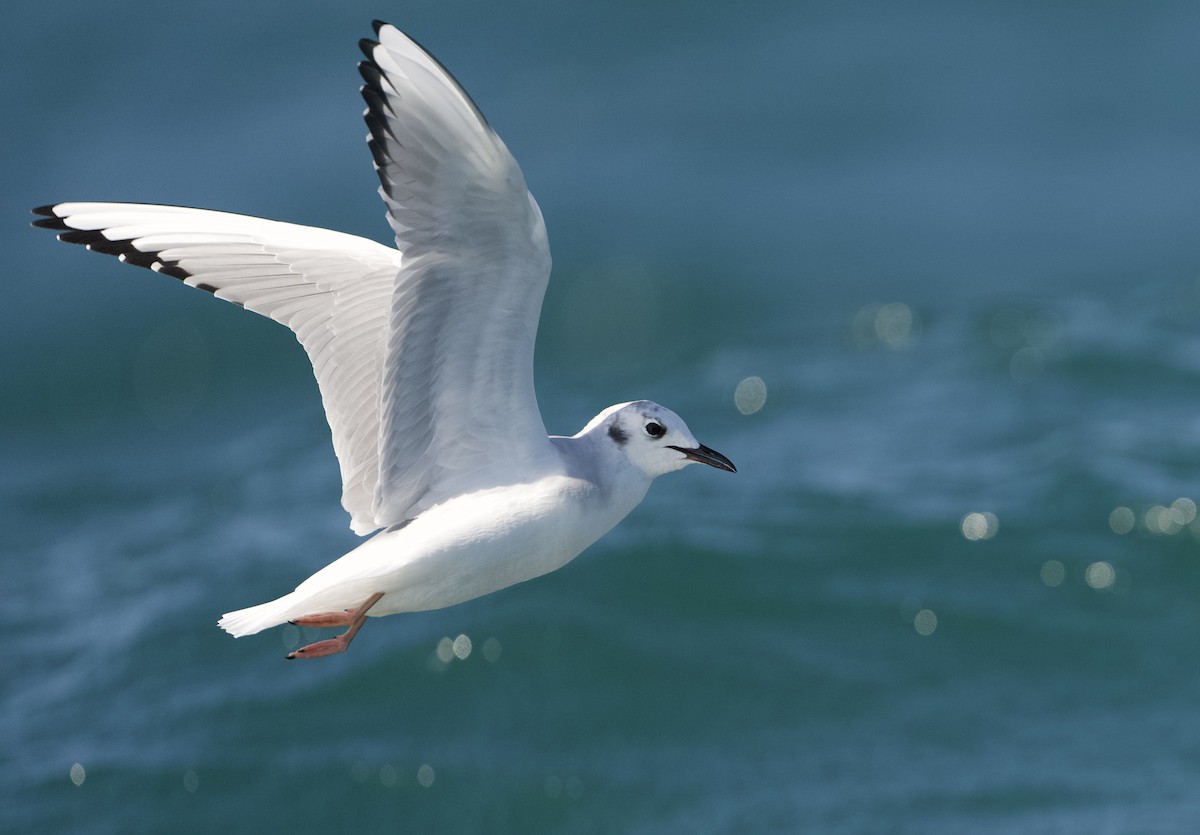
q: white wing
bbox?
[34,21,557,533]
[33,202,400,534]
[360,22,556,524]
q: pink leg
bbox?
[286,592,384,660]
[290,610,357,628]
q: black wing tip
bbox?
[31,204,67,230]
[358,22,493,133]
[360,19,390,59]
[57,229,106,247]
[38,220,194,281]
[358,58,383,85]
[357,60,380,92]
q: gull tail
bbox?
[218,593,302,638]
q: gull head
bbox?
[591,400,736,478]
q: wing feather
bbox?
[33,202,399,534]
[359,23,557,523]
[33,21,557,535]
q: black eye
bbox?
[645,421,665,439]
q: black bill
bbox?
[668,443,737,473]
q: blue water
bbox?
[6,2,1200,832]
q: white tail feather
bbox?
[218,593,301,638]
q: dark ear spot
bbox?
[608,424,628,445]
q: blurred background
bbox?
[5,1,1200,832]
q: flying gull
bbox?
[33,21,735,660]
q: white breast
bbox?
[279,472,647,619]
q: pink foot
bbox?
[287,634,353,659]
[286,592,384,661]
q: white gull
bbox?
[32,21,735,660]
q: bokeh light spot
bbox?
[1085,561,1116,590]
[417,764,436,788]
[482,637,502,663]
[1144,505,1181,535]
[991,307,1061,380]
[1108,507,1135,535]
[961,511,999,541]
[1171,498,1196,526]
[733,376,767,415]
[70,763,85,787]
[1040,560,1066,587]
[379,764,398,788]
[566,776,585,799]
[875,302,917,349]
[914,609,938,636]
[852,306,878,348]
[435,637,455,664]
[452,634,472,660]
[852,302,921,349]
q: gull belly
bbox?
[218,469,648,636]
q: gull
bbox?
[32,21,735,660]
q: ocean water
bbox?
[5,2,1200,833]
